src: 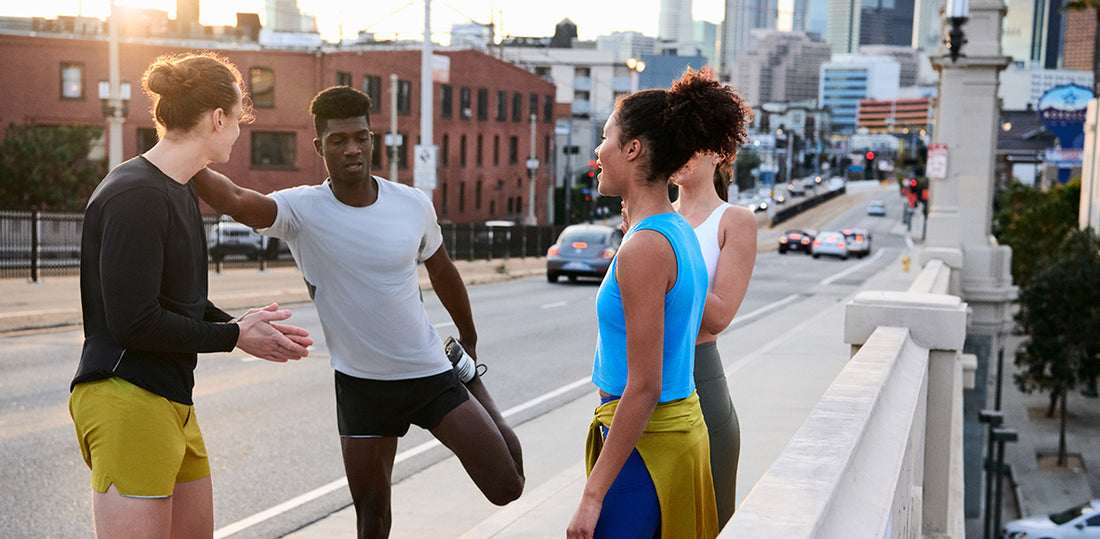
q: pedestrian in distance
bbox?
[567,68,748,539]
[69,52,314,538]
[671,149,757,528]
[193,85,524,538]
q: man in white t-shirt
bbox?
[193,86,524,537]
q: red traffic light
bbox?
[908,178,918,188]
[587,171,595,178]
[866,151,875,161]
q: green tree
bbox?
[1013,229,1100,465]
[734,147,762,193]
[0,120,106,211]
[992,179,1081,289]
[1063,0,1100,97]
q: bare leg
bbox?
[169,476,214,539]
[92,484,173,538]
[341,437,399,539]
[430,378,524,505]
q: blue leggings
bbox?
[594,398,661,539]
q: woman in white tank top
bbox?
[671,152,758,529]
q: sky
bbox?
[2,0,729,43]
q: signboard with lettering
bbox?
[1037,84,1093,150]
[927,143,948,179]
[414,145,438,190]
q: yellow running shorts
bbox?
[69,377,210,497]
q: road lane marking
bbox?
[540,301,568,309]
[818,248,887,286]
[215,285,808,537]
[213,376,592,538]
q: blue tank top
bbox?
[591,212,708,402]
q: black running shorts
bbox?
[335,369,470,437]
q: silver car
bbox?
[812,231,850,260]
[546,224,622,283]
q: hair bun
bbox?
[145,63,200,99]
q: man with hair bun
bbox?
[193,85,524,538]
[69,52,313,538]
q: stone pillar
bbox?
[924,0,1018,519]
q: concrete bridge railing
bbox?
[722,259,974,538]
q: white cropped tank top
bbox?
[692,203,733,291]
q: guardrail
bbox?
[0,210,566,281]
[723,258,973,538]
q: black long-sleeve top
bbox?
[72,156,239,405]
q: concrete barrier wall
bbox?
[723,260,968,538]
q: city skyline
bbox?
[1,0,729,43]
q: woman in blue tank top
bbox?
[567,69,755,539]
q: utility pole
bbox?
[389,73,399,182]
[526,113,538,224]
[414,0,438,197]
[107,0,123,169]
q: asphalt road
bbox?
[0,188,912,538]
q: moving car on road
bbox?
[546,224,622,283]
[812,231,849,260]
[778,229,816,255]
[1003,499,1100,538]
[867,200,887,216]
[841,228,872,258]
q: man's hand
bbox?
[233,303,313,362]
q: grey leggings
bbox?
[694,341,741,528]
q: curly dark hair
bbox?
[613,68,753,184]
[310,86,373,136]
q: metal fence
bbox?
[0,210,564,281]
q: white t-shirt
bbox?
[263,177,448,380]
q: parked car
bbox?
[207,217,265,262]
[786,182,806,197]
[546,224,622,283]
[812,231,849,260]
[778,229,816,255]
[841,227,872,258]
[867,200,887,216]
[1002,499,1100,538]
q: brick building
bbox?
[0,33,557,224]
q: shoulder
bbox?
[380,177,430,202]
[719,204,757,232]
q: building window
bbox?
[490,200,496,217]
[397,80,412,115]
[512,92,523,122]
[509,136,518,164]
[336,71,352,87]
[460,87,472,119]
[460,134,467,167]
[459,182,466,213]
[251,131,295,167]
[529,93,538,121]
[515,195,522,216]
[544,95,554,122]
[441,134,449,166]
[493,135,500,166]
[441,182,448,215]
[372,137,383,169]
[250,67,275,108]
[477,88,489,121]
[496,90,507,121]
[136,128,158,154]
[476,134,483,167]
[476,180,483,210]
[363,75,381,113]
[396,131,409,169]
[60,62,84,99]
[441,84,452,118]
[507,197,513,214]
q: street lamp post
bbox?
[626,58,646,93]
[105,0,125,169]
[526,113,538,225]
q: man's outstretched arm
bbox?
[193,168,278,230]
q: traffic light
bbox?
[908,178,919,190]
[864,151,876,180]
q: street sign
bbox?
[414,145,437,190]
[927,143,948,179]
